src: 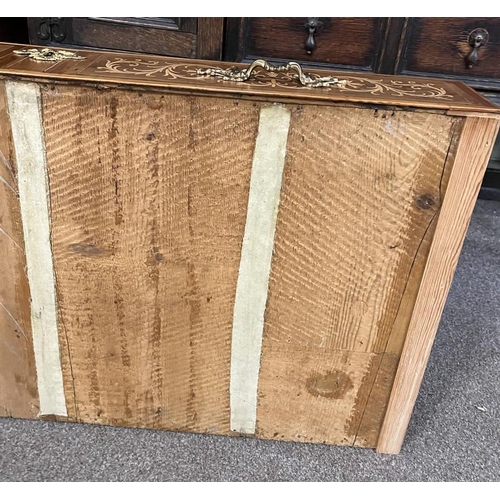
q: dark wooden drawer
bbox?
[399,18,500,88]
[225,17,386,72]
[27,17,224,59]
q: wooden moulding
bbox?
[0,42,498,115]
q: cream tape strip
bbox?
[230,104,291,434]
[6,81,67,417]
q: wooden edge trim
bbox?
[0,42,499,114]
[446,110,499,118]
[375,116,500,454]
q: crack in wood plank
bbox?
[0,300,28,341]
[352,179,443,446]
[0,225,23,250]
[55,284,79,421]
[0,172,17,194]
[0,150,17,185]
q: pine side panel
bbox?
[376,116,500,454]
[41,86,258,432]
[256,105,460,446]
[0,81,39,418]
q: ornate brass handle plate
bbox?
[198,59,347,88]
[465,28,489,68]
[14,48,84,62]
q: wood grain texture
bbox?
[69,18,198,58]
[27,18,223,60]
[352,119,462,445]
[400,18,500,79]
[384,118,461,356]
[0,81,38,418]
[256,105,461,446]
[353,354,399,447]
[41,85,259,432]
[245,17,381,69]
[223,18,247,62]
[374,18,406,74]
[376,116,500,454]
[0,52,496,451]
[0,42,497,114]
[257,350,384,445]
[196,18,224,60]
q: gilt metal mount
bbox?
[198,59,347,88]
[13,48,85,62]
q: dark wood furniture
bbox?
[223,18,500,193]
[224,18,500,86]
[224,17,388,72]
[26,17,224,60]
[0,18,28,43]
[5,17,500,192]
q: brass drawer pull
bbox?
[304,18,323,55]
[465,28,489,68]
[198,59,346,88]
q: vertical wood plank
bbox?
[0,81,39,418]
[376,116,500,454]
[256,105,460,446]
[6,81,67,417]
[42,86,259,432]
[197,18,225,60]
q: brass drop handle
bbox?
[198,59,346,88]
[465,28,489,68]
[304,18,323,55]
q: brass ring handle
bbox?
[465,28,489,68]
[197,59,347,88]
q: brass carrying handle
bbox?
[197,59,347,88]
[465,28,489,68]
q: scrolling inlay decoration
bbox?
[96,58,454,100]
